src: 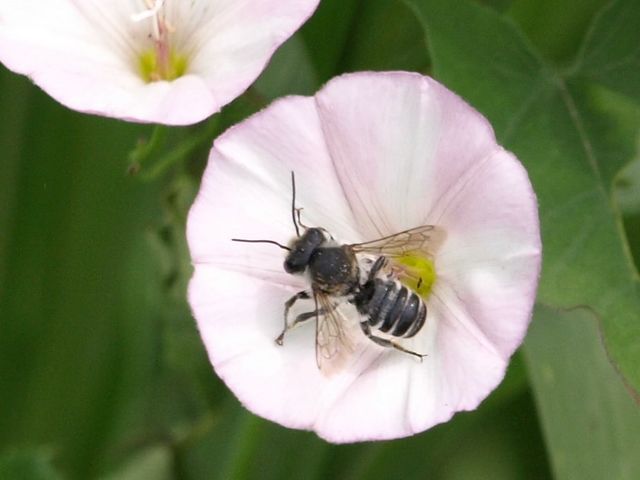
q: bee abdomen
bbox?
[359,279,427,338]
[365,279,395,322]
[399,293,426,338]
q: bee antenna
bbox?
[231,238,291,251]
[291,171,301,237]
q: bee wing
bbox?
[314,291,356,374]
[350,225,445,257]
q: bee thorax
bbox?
[308,246,359,295]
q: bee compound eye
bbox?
[284,258,303,274]
[284,258,295,273]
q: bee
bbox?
[233,173,443,372]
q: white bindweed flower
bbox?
[187,72,542,442]
[0,0,319,125]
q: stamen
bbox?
[131,0,165,25]
[131,0,188,82]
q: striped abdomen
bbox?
[354,278,427,338]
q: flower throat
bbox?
[134,0,188,82]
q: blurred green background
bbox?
[1,0,639,478]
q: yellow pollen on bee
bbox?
[393,253,437,298]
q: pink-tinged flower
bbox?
[0,0,319,125]
[187,72,541,442]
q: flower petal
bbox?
[189,265,335,429]
[315,72,498,238]
[434,147,541,358]
[187,0,319,113]
[312,295,507,442]
[0,0,319,124]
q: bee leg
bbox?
[292,308,327,326]
[277,290,311,345]
[359,322,427,361]
[277,308,328,345]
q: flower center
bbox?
[132,0,188,82]
[393,254,437,299]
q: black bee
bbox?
[233,173,442,371]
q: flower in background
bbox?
[187,72,541,442]
[0,0,319,125]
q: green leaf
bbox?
[617,159,640,215]
[0,70,166,478]
[337,0,430,73]
[255,0,432,107]
[524,306,640,480]
[254,35,319,98]
[0,449,63,480]
[581,84,640,270]
[573,0,640,101]
[404,0,640,395]
[617,157,640,270]
[477,0,515,13]
[0,70,32,294]
[299,0,361,81]
[178,402,268,480]
[508,0,608,63]
[100,446,173,480]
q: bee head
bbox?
[284,228,326,274]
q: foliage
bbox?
[0,0,638,478]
